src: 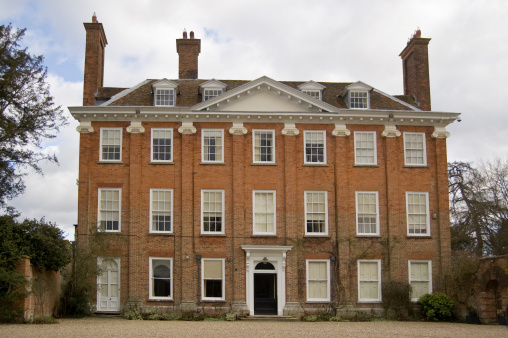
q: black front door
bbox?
[254,273,277,315]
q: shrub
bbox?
[381,281,413,320]
[418,292,454,321]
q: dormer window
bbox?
[152,79,179,107]
[298,81,325,101]
[350,91,368,109]
[155,89,175,106]
[341,81,373,110]
[303,90,321,100]
[200,79,227,102]
[203,89,222,101]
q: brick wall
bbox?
[76,120,451,314]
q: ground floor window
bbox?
[409,260,432,301]
[358,260,381,302]
[306,260,330,301]
[202,258,225,300]
[149,258,172,300]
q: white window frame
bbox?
[201,258,225,301]
[252,190,276,235]
[154,88,175,107]
[306,259,330,302]
[408,260,432,301]
[404,132,427,166]
[202,129,224,163]
[151,128,173,163]
[203,88,223,101]
[98,188,121,232]
[303,90,322,100]
[252,130,275,164]
[349,91,369,109]
[406,192,430,236]
[201,189,225,235]
[100,128,122,162]
[304,191,328,236]
[356,191,380,236]
[354,131,377,165]
[149,257,173,300]
[358,259,381,302]
[304,130,326,164]
[149,189,173,234]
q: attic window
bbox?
[155,89,175,106]
[349,91,369,109]
[152,79,178,107]
[303,90,321,100]
[203,89,222,101]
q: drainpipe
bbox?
[196,253,201,306]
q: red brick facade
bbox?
[71,17,459,316]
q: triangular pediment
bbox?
[191,76,338,113]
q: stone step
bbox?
[240,315,299,322]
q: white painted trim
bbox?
[97,257,121,312]
[306,259,331,302]
[303,130,327,164]
[149,257,173,300]
[406,192,431,237]
[357,259,382,302]
[201,129,224,163]
[252,190,277,235]
[355,191,380,236]
[98,188,121,232]
[304,191,329,236]
[408,260,432,301]
[354,131,377,165]
[201,189,225,235]
[252,129,276,164]
[241,245,292,316]
[403,132,427,166]
[149,189,173,234]
[150,128,173,163]
[201,258,225,301]
[99,127,123,162]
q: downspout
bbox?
[383,135,392,281]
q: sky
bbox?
[1,0,507,239]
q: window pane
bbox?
[306,192,327,234]
[355,132,376,164]
[305,131,325,163]
[203,260,222,279]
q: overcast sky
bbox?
[2,0,507,239]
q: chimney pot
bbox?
[92,12,98,23]
[190,31,194,39]
[183,29,187,39]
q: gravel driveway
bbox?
[1,317,507,337]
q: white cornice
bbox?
[69,106,460,128]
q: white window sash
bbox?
[358,260,381,302]
[201,259,225,300]
[252,130,275,163]
[98,188,121,232]
[151,128,173,162]
[354,131,377,165]
[356,191,379,235]
[408,260,432,301]
[100,128,122,162]
[406,192,430,236]
[202,129,224,163]
[404,132,427,166]
[305,191,328,235]
[150,189,173,233]
[304,131,326,164]
[149,257,173,300]
[253,190,276,235]
[201,190,225,234]
[306,260,330,301]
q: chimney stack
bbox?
[399,29,431,111]
[83,13,108,106]
[176,30,201,79]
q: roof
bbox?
[94,77,418,112]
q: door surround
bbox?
[242,245,292,316]
[97,257,121,312]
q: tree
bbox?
[0,24,67,207]
[449,160,508,256]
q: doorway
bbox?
[97,257,120,312]
[254,272,277,315]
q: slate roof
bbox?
[95,79,418,111]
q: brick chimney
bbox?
[399,29,431,111]
[83,13,108,106]
[176,30,201,79]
